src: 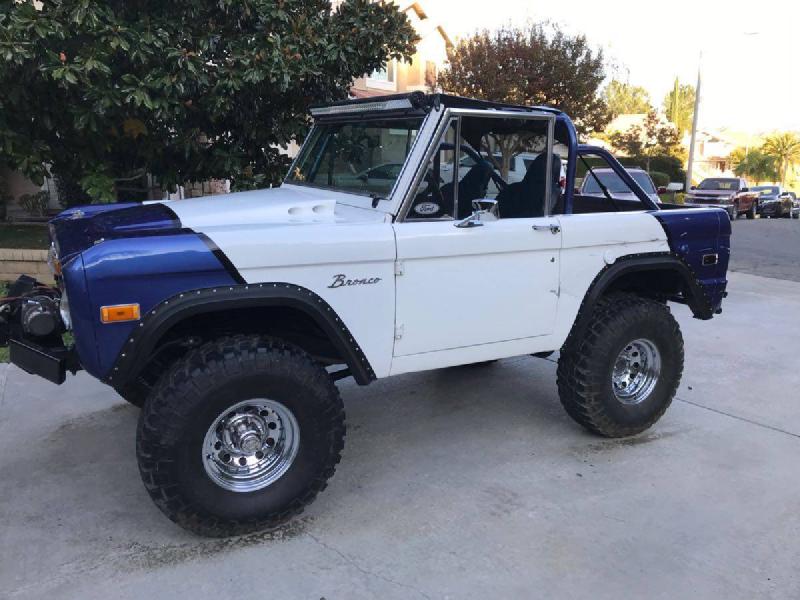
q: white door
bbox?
[393,216,561,356]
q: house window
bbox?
[367,60,397,91]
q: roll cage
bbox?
[294,92,659,217]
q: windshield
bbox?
[698,178,740,191]
[752,186,779,195]
[287,117,423,197]
[583,170,656,194]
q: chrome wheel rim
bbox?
[202,399,300,493]
[612,338,661,405]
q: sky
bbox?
[424,0,800,134]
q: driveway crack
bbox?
[676,396,800,439]
[306,532,432,599]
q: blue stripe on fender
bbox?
[50,203,180,260]
[74,232,239,379]
[653,208,731,311]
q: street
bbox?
[729,217,800,282]
[1,270,799,600]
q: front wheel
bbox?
[747,202,757,219]
[137,335,345,537]
[557,294,684,437]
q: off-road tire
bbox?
[557,293,684,437]
[747,203,757,219]
[136,335,345,537]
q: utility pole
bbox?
[685,54,702,191]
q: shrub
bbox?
[19,192,49,217]
[649,171,670,188]
[54,175,92,209]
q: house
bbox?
[350,2,452,99]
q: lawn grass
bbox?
[0,224,50,249]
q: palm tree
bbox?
[731,148,778,185]
[762,133,800,186]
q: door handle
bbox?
[532,223,561,234]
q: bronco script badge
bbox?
[328,274,382,289]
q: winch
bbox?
[21,296,62,338]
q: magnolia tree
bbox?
[0,0,418,201]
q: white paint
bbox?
[158,116,670,381]
[392,217,561,358]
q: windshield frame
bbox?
[284,111,437,213]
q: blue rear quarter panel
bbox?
[654,208,731,312]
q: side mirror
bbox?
[657,186,667,194]
[455,199,498,228]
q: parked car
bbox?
[752,185,793,218]
[788,191,800,218]
[335,162,404,195]
[0,92,731,537]
[685,177,759,220]
[579,167,663,205]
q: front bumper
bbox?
[8,337,78,384]
[1,275,80,385]
[758,202,781,216]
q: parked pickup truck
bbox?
[685,177,760,220]
[0,92,731,537]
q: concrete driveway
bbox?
[1,271,799,599]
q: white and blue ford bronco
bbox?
[0,93,730,536]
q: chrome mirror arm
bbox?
[454,199,498,228]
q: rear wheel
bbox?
[137,335,345,537]
[557,294,683,437]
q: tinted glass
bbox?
[698,178,740,191]
[752,186,779,195]
[288,117,423,196]
[583,171,647,194]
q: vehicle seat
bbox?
[496,154,561,218]
[441,163,492,219]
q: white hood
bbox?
[161,184,386,231]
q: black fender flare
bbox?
[563,252,714,349]
[105,282,377,389]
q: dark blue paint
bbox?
[68,232,238,379]
[555,114,578,214]
[61,253,99,378]
[654,208,731,311]
[50,203,179,261]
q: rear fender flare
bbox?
[563,253,713,349]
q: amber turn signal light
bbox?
[100,303,141,324]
